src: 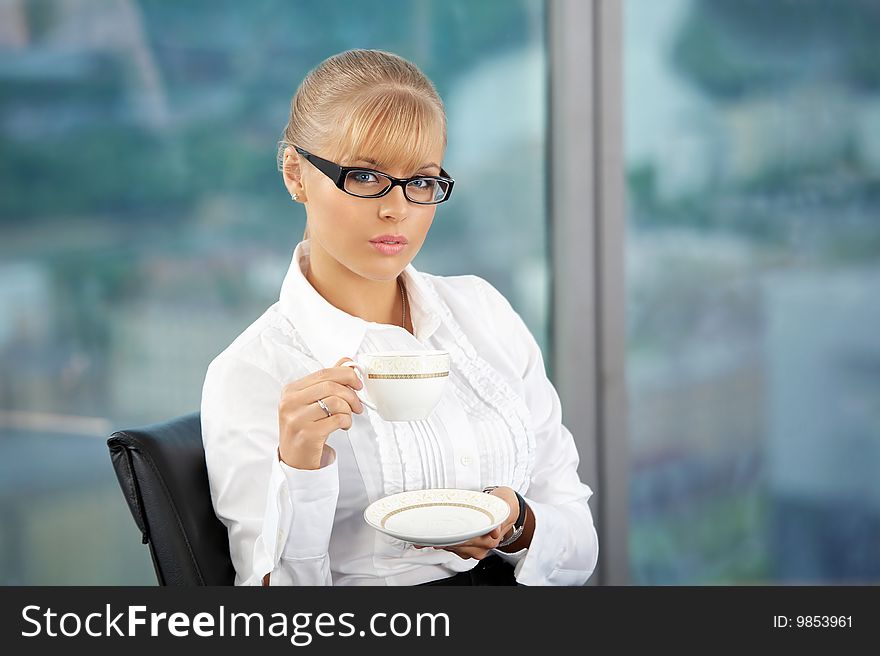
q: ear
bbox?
[282,146,307,201]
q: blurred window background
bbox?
[0,0,547,584]
[625,0,880,583]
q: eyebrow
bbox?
[354,157,441,174]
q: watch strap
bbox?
[482,488,526,548]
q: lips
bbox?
[370,234,409,245]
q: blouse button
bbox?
[460,455,473,467]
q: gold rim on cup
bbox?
[366,372,450,380]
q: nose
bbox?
[378,184,409,222]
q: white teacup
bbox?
[342,350,450,421]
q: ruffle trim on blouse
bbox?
[419,275,536,495]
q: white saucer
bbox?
[363,489,510,546]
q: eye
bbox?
[352,171,379,184]
[409,178,433,189]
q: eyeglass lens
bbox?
[343,170,449,203]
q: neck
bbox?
[305,240,408,329]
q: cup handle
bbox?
[340,361,378,412]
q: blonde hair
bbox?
[278,49,448,241]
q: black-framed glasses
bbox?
[293,145,454,205]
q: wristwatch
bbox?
[483,486,526,548]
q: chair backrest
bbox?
[107,412,235,585]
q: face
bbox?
[283,142,445,283]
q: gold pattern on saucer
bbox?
[380,502,493,528]
[367,371,450,380]
[363,488,510,545]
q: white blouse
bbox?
[201,239,599,586]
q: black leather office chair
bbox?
[107,412,235,585]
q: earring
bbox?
[291,193,299,201]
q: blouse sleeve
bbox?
[200,354,339,586]
[475,278,600,586]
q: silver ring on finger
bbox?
[317,398,332,418]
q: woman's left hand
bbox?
[414,486,519,560]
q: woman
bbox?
[201,49,599,586]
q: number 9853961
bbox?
[796,615,852,628]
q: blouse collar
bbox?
[278,239,443,369]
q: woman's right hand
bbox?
[277,357,365,470]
